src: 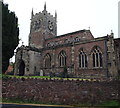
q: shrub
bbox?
[59,66,68,78]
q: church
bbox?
[14,4,120,78]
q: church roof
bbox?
[57,29,90,37]
[46,29,94,41]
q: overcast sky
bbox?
[4,0,119,47]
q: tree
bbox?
[2,2,19,74]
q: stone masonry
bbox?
[2,77,120,106]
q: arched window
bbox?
[44,53,51,68]
[79,49,87,68]
[58,51,66,67]
[92,47,103,68]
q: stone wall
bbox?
[2,78,120,106]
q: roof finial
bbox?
[111,30,114,37]
[111,30,113,33]
[44,2,46,11]
[55,10,57,20]
[88,26,90,30]
[31,8,34,19]
[22,41,24,45]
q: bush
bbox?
[59,66,68,78]
[49,72,56,78]
[2,74,9,80]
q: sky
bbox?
[3,0,120,61]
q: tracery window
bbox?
[92,47,103,68]
[79,49,87,68]
[58,51,66,67]
[44,53,51,68]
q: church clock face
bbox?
[48,21,53,31]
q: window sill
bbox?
[92,67,103,69]
[78,67,88,70]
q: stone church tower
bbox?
[29,3,57,48]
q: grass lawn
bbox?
[2,74,50,79]
[2,98,120,107]
[97,100,120,107]
[2,74,98,82]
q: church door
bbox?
[19,60,25,76]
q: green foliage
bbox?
[2,74,9,80]
[2,2,19,74]
[60,66,68,78]
[0,74,2,79]
[49,72,56,78]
